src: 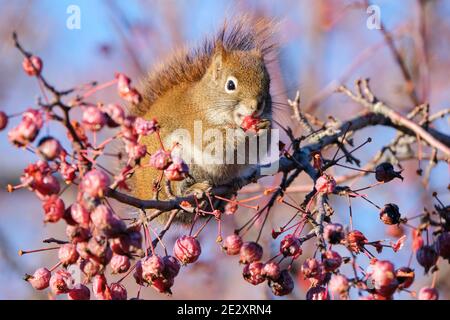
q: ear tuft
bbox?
[211,41,225,81]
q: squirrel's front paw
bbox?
[184,181,212,198]
[256,118,271,131]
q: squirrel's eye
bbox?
[225,76,238,93]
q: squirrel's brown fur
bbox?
[130,17,276,225]
[132,17,276,116]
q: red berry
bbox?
[395,267,415,289]
[66,225,90,244]
[111,254,131,274]
[134,117,157,136]
[79,258,100,278]
[416,245,438,273]
[82,106,106,132]
[322,250,342,272]
[37,136,64,161]
[243,261,265,285]
[22,56,43,76]
[102,103,125,127]
[58,243,79,266]
[142,255,166,282]
[151,276,174,295]
[301,258,325,284]
[68,284,91,300]
[223,234,243,255]
[0,111,8,131]
[379,203,402,225]
[306,286,329,300]
[315,173,336,194]
[328,275,349,298]
[110,283,127,300]
[436,232,450,262]
[262,262,281,280]
[42,195,65,223]
[80,169,110,198]
[173,235,202,265]
[87,235,113,265]
[268,270,294,296]
[239,242,263,264]
[369,260,396,288]
[346,230,367,253]
[163,255,181,279]
[49,270,73,295]
[91,204,126,237]
[26,267,51,290]
[70,202,90,227]
[164,156,189,181]
[149,149,172,170]
[324,223,345,244]
[418,287,439,300]
[240,115,260,133]
[280,234,302,258]
[92,274,112,300]
[375,162,403,183]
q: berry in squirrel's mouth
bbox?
[240,115,262,133]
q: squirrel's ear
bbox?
[210,41,225,81]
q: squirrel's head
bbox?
[201,42,271,128]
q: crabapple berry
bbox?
[92,274,112,300]
[418,287,439,300]
[301,258,325,283]
[395,267,415,289]
[70,203,90,227]
[416,245,438,273]
[82,106,106,132]
[346,230,367,253]
[322,250,342,272]
[58,243,79,266]
[436,232,450,262]
[102,103,125,127]
[268,270,294,296]
[306,286,329,300]
[369,260,396,288]
[328,274,349,298]
[49,270,73,295]
[68,284,91,300]
[149,149,172,170]
[239,242,263,264]
[142,255,166,281]
[162,255,181,279]
[164,156,189,181]
[80,169,110,198]
[379,203,402,225]
[22,56,43,76]
[42,195,65,223]
[111,254,131,274]
[91,204,126,237]
[280,234,302,258]
[110,283,127,300]
[0,111,8,131]
[223,234,243,255]
[262,262,281,280]
[240,115,260,133]
[134,117,157,136]
[324,223,345,244]
[375,162,403,183]
[173,235,202,265]
[25,267,51,290]
[37,136,64,161]
[242,261,265,285]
